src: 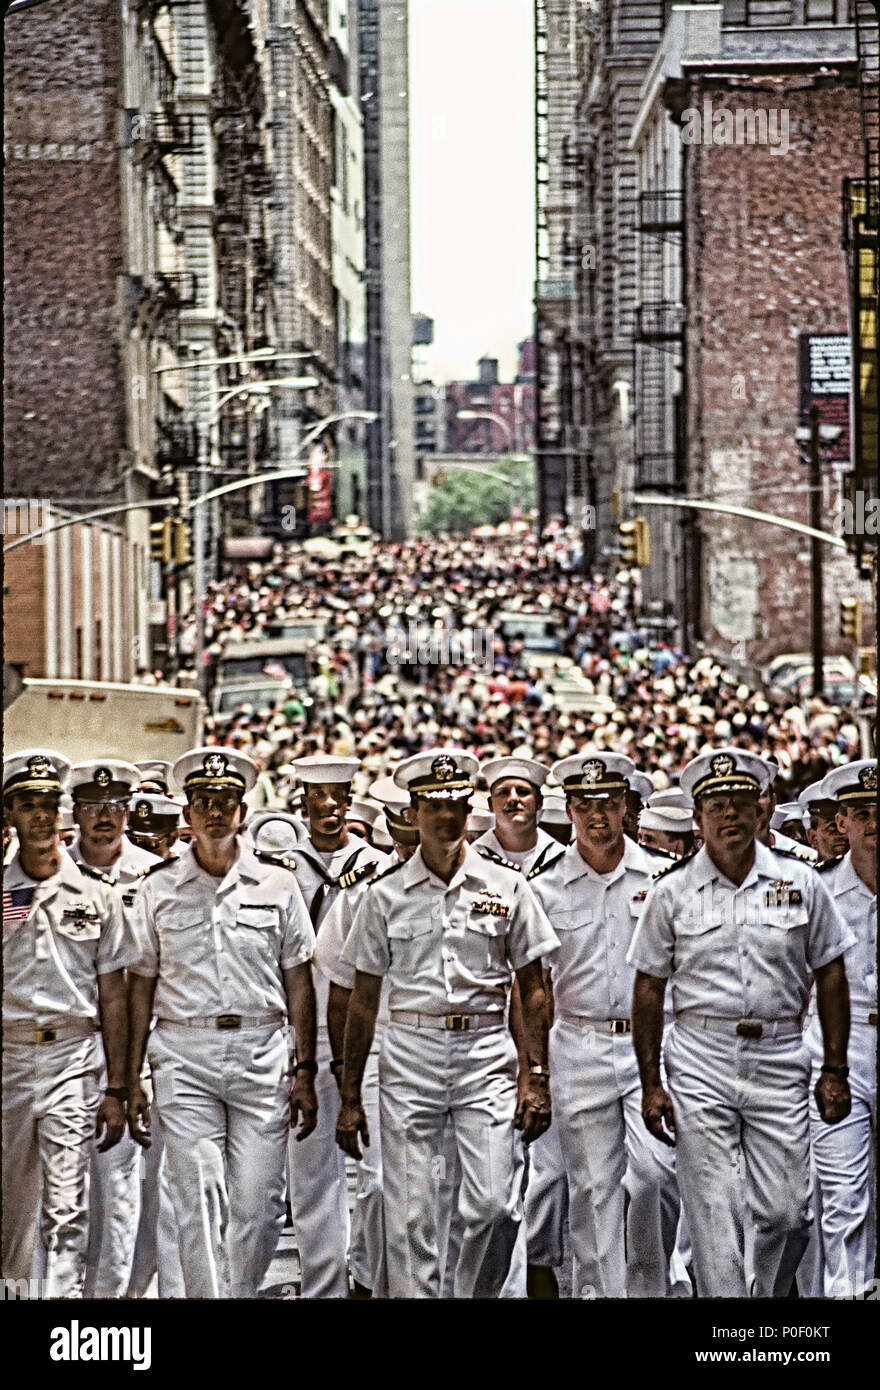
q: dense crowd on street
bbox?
[3,528,875,1303]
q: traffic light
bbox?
[150,517,172,564]
[839,597,862,643]
[618,520,638,565]
[173,520,192,565]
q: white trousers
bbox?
[801,1016,877,1298]
[379,1021,523,1298]
[348,1047,388,1295]
[148,1022,289,1298]
[523,1122,568,1268]
[83,1125,141,1298]
[551,1019,682,1298]
[665,1023,812,1298]
[439,1124,527,1297]
[126,1106,185,1299]
[286,1030,350,1298]
[2,1034,103,1298]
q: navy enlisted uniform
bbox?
[338,749,559,1298]
[802,761,877,1298]
[629,748,854,1298]
[126,747,317,1298]
[2,750,137,1298]
[285,754,381,1297]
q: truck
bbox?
[3,679,204,764]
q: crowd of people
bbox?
[3,528,875,1302]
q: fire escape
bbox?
[841,2,879,580]
[633,190,684,494]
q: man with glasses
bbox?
[67,761,162,1299]
[528,752,684,1298]
[629,748,853,1297]
[125,746,318,1298]
[801,761,877,1298]
[2,749,135,1297]
[799,780,850,863]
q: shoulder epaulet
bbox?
[254,849,298,873]
[475,844,521,872]
[651,854,692,882]
[815,854,844,874]
[338,860,379,889]
[772,845,814,864]
[642,844,676,863]
[366,859,407,886]
[141,857,178,878]
[78,863,116,886]
[526,851,566,881]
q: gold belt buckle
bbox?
[35,1027,57,1044]
[609,1019,630,1035]
[216,1014,242,1031]
[736,1019,763,1039]
[445,1014,471,1032]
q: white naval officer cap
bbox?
[797,779,840,820]
[770,802,806,831]
[70,760,141,799]
[129,792,182,830]
[480,757,549,791]
[680,747,770,800]
[639,806,694,834]
[820,759,877,806]
[626,770,654,804]
[134,760,175,793]
[648,786,694,813]
[3,748,72,797]
[550,751,635,799]
[291,754,361,785]
[173,746,258,798]
[393,748,478,801]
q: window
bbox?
[805,0,836,18]
[722,0,749,24]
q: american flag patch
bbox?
[3,885,36,937]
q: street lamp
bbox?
[189,408,378,690]
[454,410,528,517]
[190,377,321,692]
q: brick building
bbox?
[630,3,874,664]
[444,343,536,455]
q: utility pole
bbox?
[809,402,825,697]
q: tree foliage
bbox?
[418,463,536,536]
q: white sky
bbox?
[408,0,536,385]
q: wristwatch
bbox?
[820,1064,849,1078]
[528,1065,550,1079]
[294,1060,319,1076]
[104,1086,129,1102]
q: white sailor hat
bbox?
[3,748,72,797]
[129,793,181,829]
[480,757,549,792]
[820,760,877,806]
[681,747,769,800]
[797,779,839,818]
[647,786,694,813]
[347,798,381,828]
[253,817,300,855]
[551,752,635,799]
[626,771,654,804]
[291,754,361,785]
[467,792,495,834]
[639,806,694,834]
[538,792,569,826]
[70,760,141,799]
[770,802,806,831]
[393,748,478,800]
[135,760,175,792]
[173,746,258,797]
[59,795,75,831]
